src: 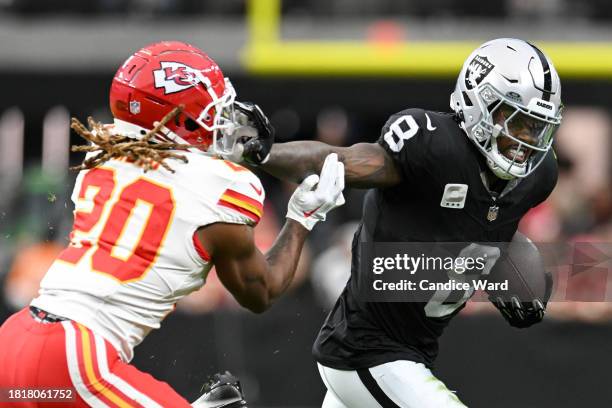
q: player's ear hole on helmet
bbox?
[185,118,200,132]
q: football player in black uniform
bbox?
[235,38,562,407]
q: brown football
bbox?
[485,231,548,302]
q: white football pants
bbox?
[318,360,467,408]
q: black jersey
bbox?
[313,108,558,370]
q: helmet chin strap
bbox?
[489,124,514,179]
[492,123,503,137]
[487,157,517,180]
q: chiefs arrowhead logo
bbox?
[153,62,208,94]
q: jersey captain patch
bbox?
[440,184,468,209]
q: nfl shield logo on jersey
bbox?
[487,205,499,222]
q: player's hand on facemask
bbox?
[287,153,345,231]
[233,101,275,165]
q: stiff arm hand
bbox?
[197,156,345,313]
[287,153,345,230]
[232,101,275,165]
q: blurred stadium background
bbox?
[1,0,612,406]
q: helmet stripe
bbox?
[527,42,552,102]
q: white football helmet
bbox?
[450,38,563,179]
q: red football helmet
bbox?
[110,41,236,153]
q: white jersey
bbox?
[32,152,265,362]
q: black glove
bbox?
[489,271,553,329]
[193,371,247,408]
[490,296,545,329]
[234,101,274,165]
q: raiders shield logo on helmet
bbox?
[464,55,495,90]
[153,62,209,94]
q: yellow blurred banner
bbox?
[243,41,612,78]
[243,0,612,78]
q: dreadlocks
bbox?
[70,106,195,173]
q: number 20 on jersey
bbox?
[57,168,175,283]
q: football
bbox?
[486,231,549,303]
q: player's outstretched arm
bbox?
[266,142,402,188]
[199,220,308,313]
[199,153,345,313]
[234,101,401,188]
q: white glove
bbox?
[287,153,345,230]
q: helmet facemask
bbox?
[468,84,561,180]
[198,79,260,159]
[194,78,239,156]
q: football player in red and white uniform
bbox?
[0,41,345,408]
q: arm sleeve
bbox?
[376,108,429,180]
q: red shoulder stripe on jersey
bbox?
[217,200,261,225]
[218,189,264,223]
[223,189,263,212]
[192,231,211,262]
